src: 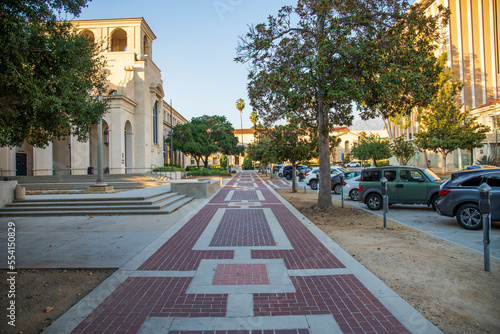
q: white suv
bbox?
[346,161,361,167]
[306,167,348,189]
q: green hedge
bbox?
[186,169,231,177]
[153,166,184,172]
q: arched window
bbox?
[108,90,118,95]
[153,101,158,144]
[345,140,350,153]
[111,28,127,52]
[80,30,94,42]
[143,34,150,56]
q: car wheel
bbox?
[431,195,439,211]
[310,179,318,190]
[286,173,292,180]
[278,173,282,177]
[366,193,383,210]
[333,183,342,194]
[349,189,359,201]
[456,204,483,230]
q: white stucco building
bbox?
[0,17,189,176]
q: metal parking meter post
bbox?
[340,174,345,208]
[380,177,388,228]
[479,183,491,272]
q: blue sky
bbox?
[74,0,293,130]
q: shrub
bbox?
[153,166,184,172]
[476,155,500,166]
[242,158,254,170]
[185,165,198,172]
[186,169,231,177]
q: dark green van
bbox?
[358,166,444,211]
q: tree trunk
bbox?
[441,151,447,175]
[424,150,429,168]
[317,105,334,209]
[291,164,297,193]
[372,158,378,167]
[196,158,200,169]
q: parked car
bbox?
[272,164,283,174]
[298,167,312,181]
[343,176,361,201]
[346,161,361,167]
[282,165,309,180]
[436,168,500,230]
[358,166,443,210]
[307,167,344,190]
[463,165,497,170]
[277,165,288,177]
[331,170,361,194]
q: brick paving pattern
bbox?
[65,172,416,334]
[213,263,270,285]
[210,209,275,246]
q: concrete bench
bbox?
[171,179,221,198]
[0,181,18,208]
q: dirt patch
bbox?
[0,269,114,334]
[276,188,500,334]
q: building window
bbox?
[153,101,158,144]
[80,30,94,42]
[111,28,127,52]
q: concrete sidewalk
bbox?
[42,172,440,334]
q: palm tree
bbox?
[236,98,245,145]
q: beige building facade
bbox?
[393,0,500,170]
[0,17,189,176]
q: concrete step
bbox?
[7,191,174,205]
[0,191,193,217]
[7,174,169,190]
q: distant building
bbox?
[392,0,500,170]
[0,17,190,176]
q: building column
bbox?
[0,147,15,176]
[33,144,53,176]
[71,138,90,175]
[109,112,126,174]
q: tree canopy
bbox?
[267,119,318,192]
[169,115,244,168]
[0,0,108,148]
[351,134,392,166]
[236,0,448,209]
[415,64,490,174]
[392,136,415,165]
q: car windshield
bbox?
[421,168,442,182]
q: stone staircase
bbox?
[7,174,167,191]
[0,187,193,217]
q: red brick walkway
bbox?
[68,172,415,334]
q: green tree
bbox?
[246,131,275,175]
[236,0,448,209]
[220,154,228,170]
[168,115,243,169]
[415,66,490,174]
[267,119,317,192]
[392,136,415,165]
[0,0,108,148]
[351,134,392,167]
[236,98,245,145]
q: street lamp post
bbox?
[170,100,174,172]
[88,93,113,192]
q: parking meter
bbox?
[380,177,388,228]
[380,177,388,196]
[340,174,345,208]
[479,183,491,272]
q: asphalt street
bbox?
[333,190,500,261]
